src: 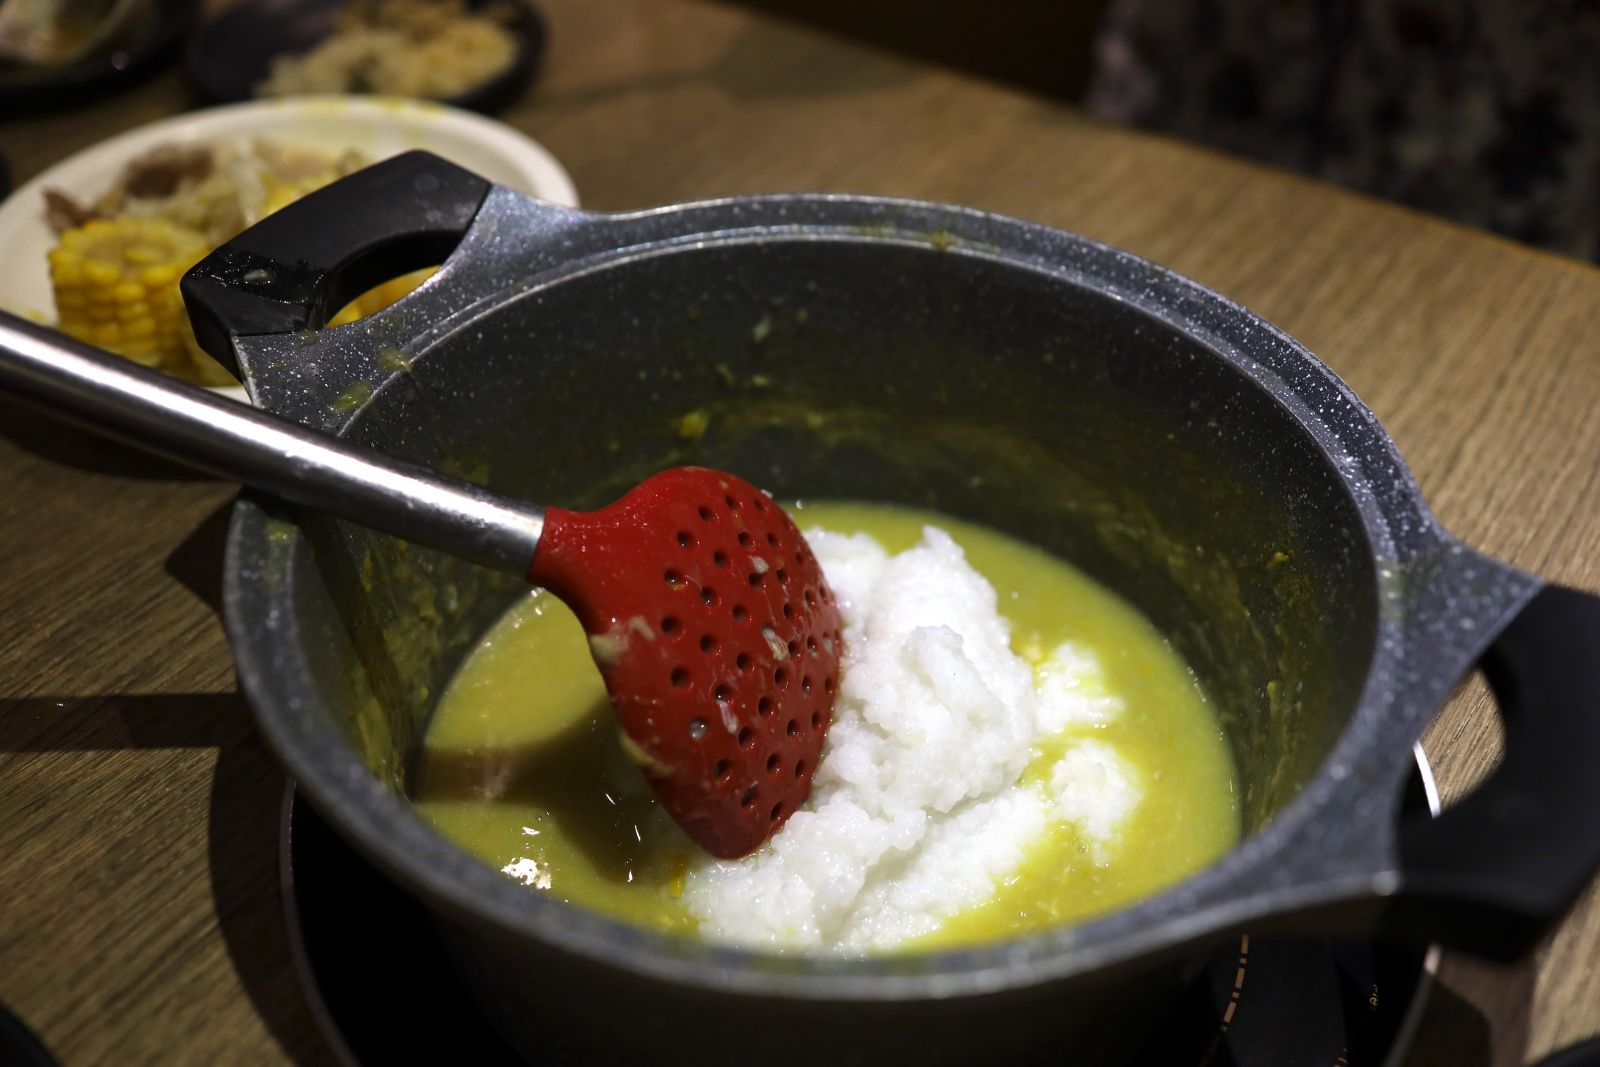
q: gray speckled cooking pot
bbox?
[183,153,1600,1066]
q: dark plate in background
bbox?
[0,0,198,116]
[183,0,544,114]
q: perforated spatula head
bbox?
[528,467,842,858]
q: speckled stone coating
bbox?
[213,175,1562,1065]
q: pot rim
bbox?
[223,190,1512,1001]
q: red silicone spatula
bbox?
[531,467,841,857]
[0,310,840,858]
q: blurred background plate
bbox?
[0,95,577,399]
[184,0,544,113]
[0,0,198,115]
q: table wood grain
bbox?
[2,0,1598,1063]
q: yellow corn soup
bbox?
[413,502,1239,950]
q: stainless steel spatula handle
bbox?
[0,310,544,573]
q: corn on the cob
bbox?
[50,203,432,387]
[47,217,234,384]
[326,266,438,328]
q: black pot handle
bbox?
[180,151,491,374]
[1391,583,1600,958]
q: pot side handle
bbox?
[1391,583,1600,959]
[179,151,490,377]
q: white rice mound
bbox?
[682,526,1143,952]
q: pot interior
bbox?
[284,236,1379,852]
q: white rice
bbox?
[683,526,1142,952]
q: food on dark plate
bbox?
[254,0,518,100]
[0,0,151,66]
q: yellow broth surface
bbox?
[413,503,1239,950]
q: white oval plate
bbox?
[0,95,579,401]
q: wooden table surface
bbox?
[3,1,1598,1064]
